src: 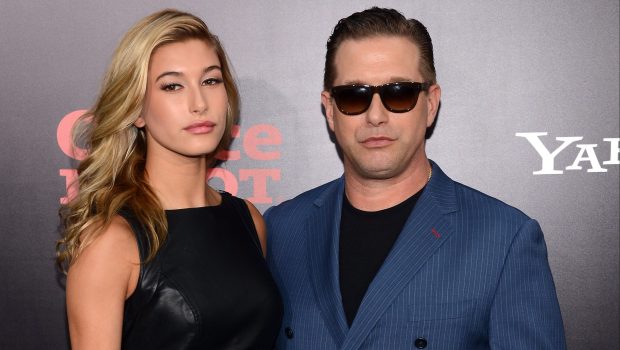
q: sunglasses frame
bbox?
[330,81,431,115]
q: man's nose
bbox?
[364,92,389,125]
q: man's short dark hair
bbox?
[324,7,436,90]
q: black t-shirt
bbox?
[339,189,423,326]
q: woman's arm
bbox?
[66,215,140,350]
[245,200,267,257]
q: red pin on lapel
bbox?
[431,228,441,239]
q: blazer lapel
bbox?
[342,162,459,350]
[306,178,349,347]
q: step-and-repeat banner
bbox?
[1,1,618,348]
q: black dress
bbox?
[119,192,283,349]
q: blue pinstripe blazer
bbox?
[265,162,566,349]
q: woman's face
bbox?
[136,39,228,161]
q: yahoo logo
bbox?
[57,110,282,204]
[516,132,619,175]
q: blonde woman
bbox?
[57,9,282,349]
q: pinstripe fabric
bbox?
[265,162,566,349]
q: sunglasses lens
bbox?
[382,83,420,112]
[331,82,426,115]
[332,86,372,115]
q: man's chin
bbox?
[352,165,400,181]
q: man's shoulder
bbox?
[451,180,531,222]
[265,178,341,221]
[430,162,530,222]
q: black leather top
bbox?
[119,192,283,349]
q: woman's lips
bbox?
[184,121,215,134]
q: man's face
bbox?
[321,36,441,182]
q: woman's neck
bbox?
[145,151,217,209]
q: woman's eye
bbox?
[202,78,223,86]
[161,83,182,91]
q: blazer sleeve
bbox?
[488,219,567,349]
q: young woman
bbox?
[56,9,282,349]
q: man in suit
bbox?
[265,7,566,349]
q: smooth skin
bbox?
[321,36,441,211]
[66,39,267,350]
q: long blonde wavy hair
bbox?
[56,9,239,271]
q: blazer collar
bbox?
[306,177,348,347]
[306,162,459,349]
[342,161,459,349]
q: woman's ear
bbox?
[134,116,145,128]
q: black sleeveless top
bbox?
[119,192,283,349]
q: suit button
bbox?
[414,337,427,349]
[285,327,294,339]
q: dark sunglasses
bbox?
[330,81,430,115]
